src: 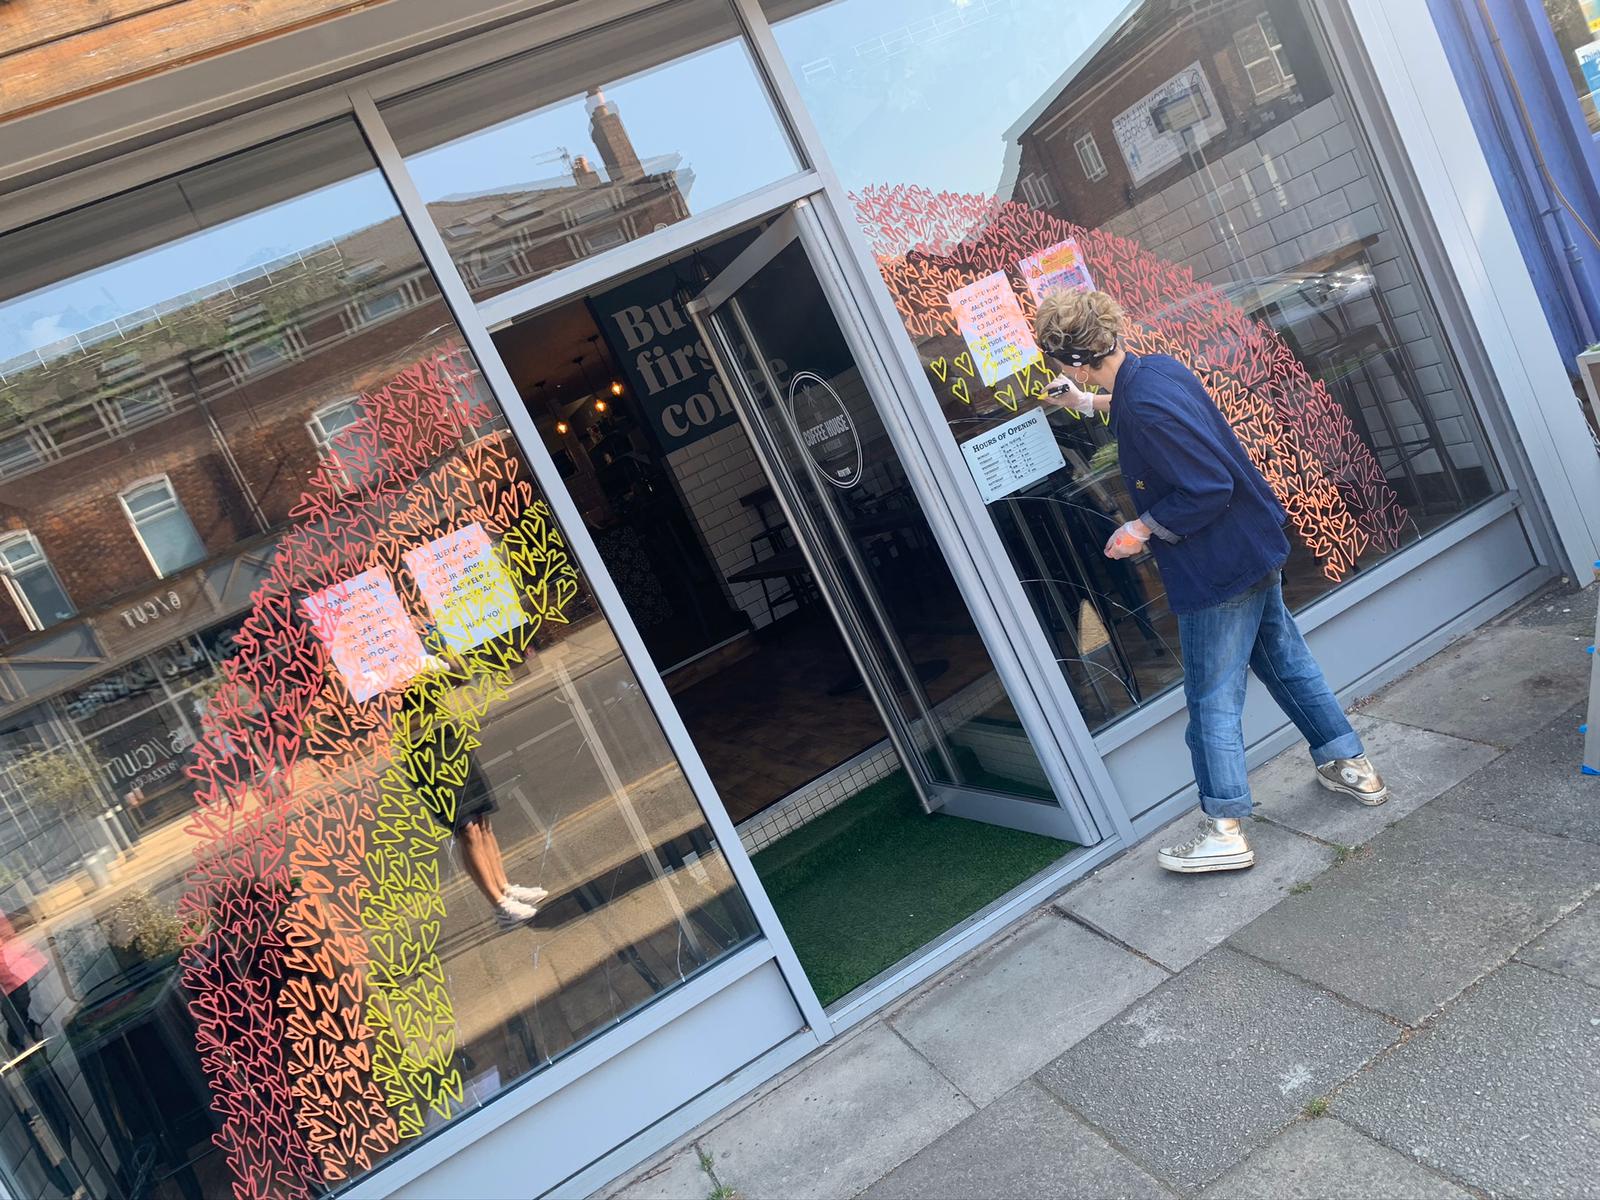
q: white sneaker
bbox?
[1315,755,1388,806]
[1156,817,1256,874]
[493,895,539,931]
[505,884,548,906]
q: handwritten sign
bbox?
[960,409,1066,503]
[1018,238,1096,304]
[947,272,1042,386]
[302,568,427,702]
[403,523,527,652]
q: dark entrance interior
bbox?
[490,261,999,825]
[491,227,1076,1007]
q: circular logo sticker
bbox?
[787,371,862,490]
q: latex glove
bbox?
[1104,518,1152,559]
[1043,375,1097,417]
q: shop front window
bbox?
[382,0,802,304]
[0,117,755,1200]
[763,0,1503,732]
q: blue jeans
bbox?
[1177,572,1363,818]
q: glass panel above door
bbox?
[0,117,756,1200]
[762,0,1505,733]
[381,0,802,304]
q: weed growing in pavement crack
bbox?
[1289,881,1313,895]
[1304,1096,1330,1117]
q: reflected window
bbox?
[120,477,206,577]
[0,115,755,1200]
[383,0,800,303]
[1235,11,1295,100]
[0,431,46,479]
[0,533,75,630]
[765,0,1503,732]
[1074,133,1108,182]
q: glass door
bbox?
[689,203,1087,841]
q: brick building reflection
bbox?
[0,89,682,893]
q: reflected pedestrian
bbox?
[398,655,547,928]
[1035,290,1388,873]
[0,909,46,1054]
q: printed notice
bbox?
[302,568,427,702]
[960,409,1066,504]
[1017,237,1096,304]
[947,272,1041,386]
[403,523,527,653]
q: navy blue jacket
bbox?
[1110,353,1290,613]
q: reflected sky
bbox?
[0,164,397,365]
[769,0,1138,195]
[399,39,797,214]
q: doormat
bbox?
[751,770,1074,1007]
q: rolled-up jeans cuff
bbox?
[1198,791,1253,819]
[1311,731,1364,765]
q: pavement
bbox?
[600,577,1600,1200]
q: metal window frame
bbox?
[731,0,1133,845]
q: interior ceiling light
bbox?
[610,380,624,396]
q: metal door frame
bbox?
[689,200,1099,839]
[687,207,956,816]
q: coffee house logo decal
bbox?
[788,371,862,490]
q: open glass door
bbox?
[689,202,1087,841]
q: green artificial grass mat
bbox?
[751,770,1075,1006]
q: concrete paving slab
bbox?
[1363,625,1589,749]
[705,1023,972,1200]
[1517,899,1600,990]
[1231,806,1599,1024]
[890,914,1168,1106]
[610,1149,711,1200]
[1198,1117,1472,1200]
[1433,702,1600,845]
[1251,714,1499,846]
[1057,817,1332,971]
[1335,963,1600,1200]
[1038,948,1398,1191]
[861,1081,1171,1200]
[1504,579,1597,633]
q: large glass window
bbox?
[764,0,1503,731]
[382,0,802,304]
[0,117,754,1200]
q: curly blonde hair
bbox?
[1033,289,1124,359]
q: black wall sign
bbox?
[589,233,762,456]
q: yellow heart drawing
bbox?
[954,352,975,378]
[929,357,949,382]
[951,377,972,405]
[994,384,1018,412]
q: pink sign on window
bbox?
[302,567,427,702]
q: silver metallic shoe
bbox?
[1156,817,1256,874]
[1315,755,1388,806]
